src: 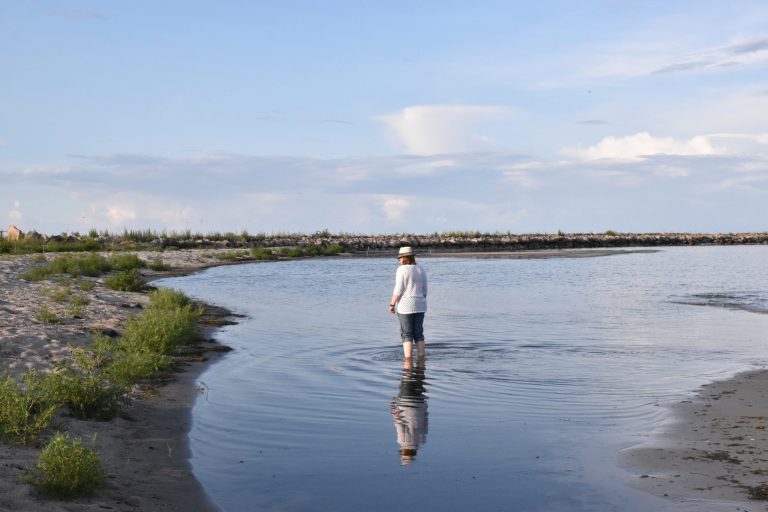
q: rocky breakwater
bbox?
[251,232,768,254]
[5,230,768,254]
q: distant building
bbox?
[7,225,23,241]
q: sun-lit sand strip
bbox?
[622,369,768,507]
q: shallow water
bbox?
[158,246,768,511]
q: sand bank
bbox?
[621,369,768,509]
[0,250,239,512]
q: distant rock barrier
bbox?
[248,232,768,254]
[5,230,768,254]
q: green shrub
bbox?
[70,294,90,307]
[105,350,172,385]
[107,253,146,271]
[323,244,344,255]
[27,433,104,498]
[104,269,144,292]
[21,266,52,282]
[0,371,59,445]
[251,247,276,260]
[148,258,171,271]
[48,254,110,277]
[70,336,164,387]
[277,246,305,258]
[50,287,72,304]
[73,278,94,291]
[148,288,191,310]
[122,304,200,355]
[45,346,127,420]
[44,370,125,421]
[36,306,60,325]
[67,304,85,319]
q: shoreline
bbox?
[0,250,238,512]
[621,368,768,508]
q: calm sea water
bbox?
[158,246,768,512]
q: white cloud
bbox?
[13,200,20,208]
[396,159,456,176]
[376,105,512,155]
[8,210,22,223]
[106,205,137,225]
[566,132,720,161]
[381,197,410,222]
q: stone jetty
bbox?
[4,229,767,254]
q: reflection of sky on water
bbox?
[159,245,768,512]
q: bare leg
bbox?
[415,341,426,358]
[402,341,413,359]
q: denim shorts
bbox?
[398,312,425,343]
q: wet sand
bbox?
[621,369,768,509]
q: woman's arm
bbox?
[389,293,400,314]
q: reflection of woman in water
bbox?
[391,359,428,465]
[389,246,428,360]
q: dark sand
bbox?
[621,369,768,509]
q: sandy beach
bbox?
[621,369,768,509]
[2,247,767,511]
[0,249,240,512]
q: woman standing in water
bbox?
[389,246,428,359]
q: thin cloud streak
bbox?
[3,143,767,234]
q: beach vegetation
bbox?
[147,288,191,309]
[44,361,127,421]
[108,253,146,271]
[605,230,620,236]
[21,253,147,282]
[26,432,104,498]
[0,371,59,445]
[21,266,52,282]
[105,349,172,385]
[251,247,276,260]
[73,277,95,291]
[104,269,145,292]
[274,244,344,258]
[70,294,90,307]
[67,303,86,319]
[122,301,201,355]
[50,287,72,304]
[207,250,250,261]
[36,306,61,324]
[148,257,171,271]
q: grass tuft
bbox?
[251,247,276,260]
[104,269,144,292]
[0,371,59,445]
[36,306,60,325]
[26,432,104,498]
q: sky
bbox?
[2,1,768,235]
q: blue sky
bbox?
[2,1,767,234]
